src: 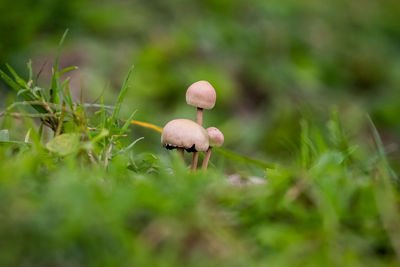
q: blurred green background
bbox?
[1,0,400,168]
[2,1,400,266]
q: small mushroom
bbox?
[161,119,209,162]
[202,127,224,170]
[186,81,216,169]
[186,80,216,125]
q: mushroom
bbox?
[186,81,216,169]
[202,127,224,170]
[161,119,209,162]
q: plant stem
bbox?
[191,153,199,171]
[55,101,66,136]
[178,148,184,160]
[197,107,203,126]
[130,120,162,133]
[191,107,203,170]
[202,147,212,170]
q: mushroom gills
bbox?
[165,144,197,152]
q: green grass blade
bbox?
[110,65,134,127]
[313,126,327,154]
[83,104,115,110]
[90,128,109,143]
[100,97,107,128]
[50,29,69,104]
[374,162,400,260]
[121,110,137,134]
[58,28,69,47]
[27,60,33,82]
[114,137,144,155]
[59,66,78,77]
[0,69,21,91]
[367,115,399,182]
[5,64,27,88]
[368,116,386,160]
[60,77,73,109]
[300,119,310,168]
[214,147,276,169]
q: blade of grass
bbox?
[99,96,107,152]
[329,108,350,152]
[367,115,399,182]
[60,77,73,109]
[50,29,69,104]
[114,137,144,155]
[84,104,115,110]
[35,60,47,85]
[27,60,33,82]
[0,140,30,145]
[374,164,400,262]
[312,125,327,154]
[300,119,310,168]
[90,128,109,143]
[214,147,276,169]
[0,69,21,91]
[100,97,107,128]
[38,123,43,139]
[11,86,48,113]
[110,65,134,126]
[5,64,27,88]
[121,110,137,133]
[59,66,78,77]
[55,101,66,136]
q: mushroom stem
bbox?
[191,153,199,171]
[196,107,203,126]
[202,147,213,170]
[177,148,184,160]
[192,151,199,170]
[191,107,203,170]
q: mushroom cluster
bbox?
[161,81,224,170]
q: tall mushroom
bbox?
[186,81,216,170]
[202,127,224,170]
[161,119,209,162]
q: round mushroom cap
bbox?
[206,127,224,147]
[162,119,209,152]
[186,81,216,110]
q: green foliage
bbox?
[0,112,399,266]
[0,58,400,266]
[45,133,80,156]
[1,0,400,169]
[0,48,142,169]
[1,1,400,265]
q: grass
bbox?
[0,50,400,266]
